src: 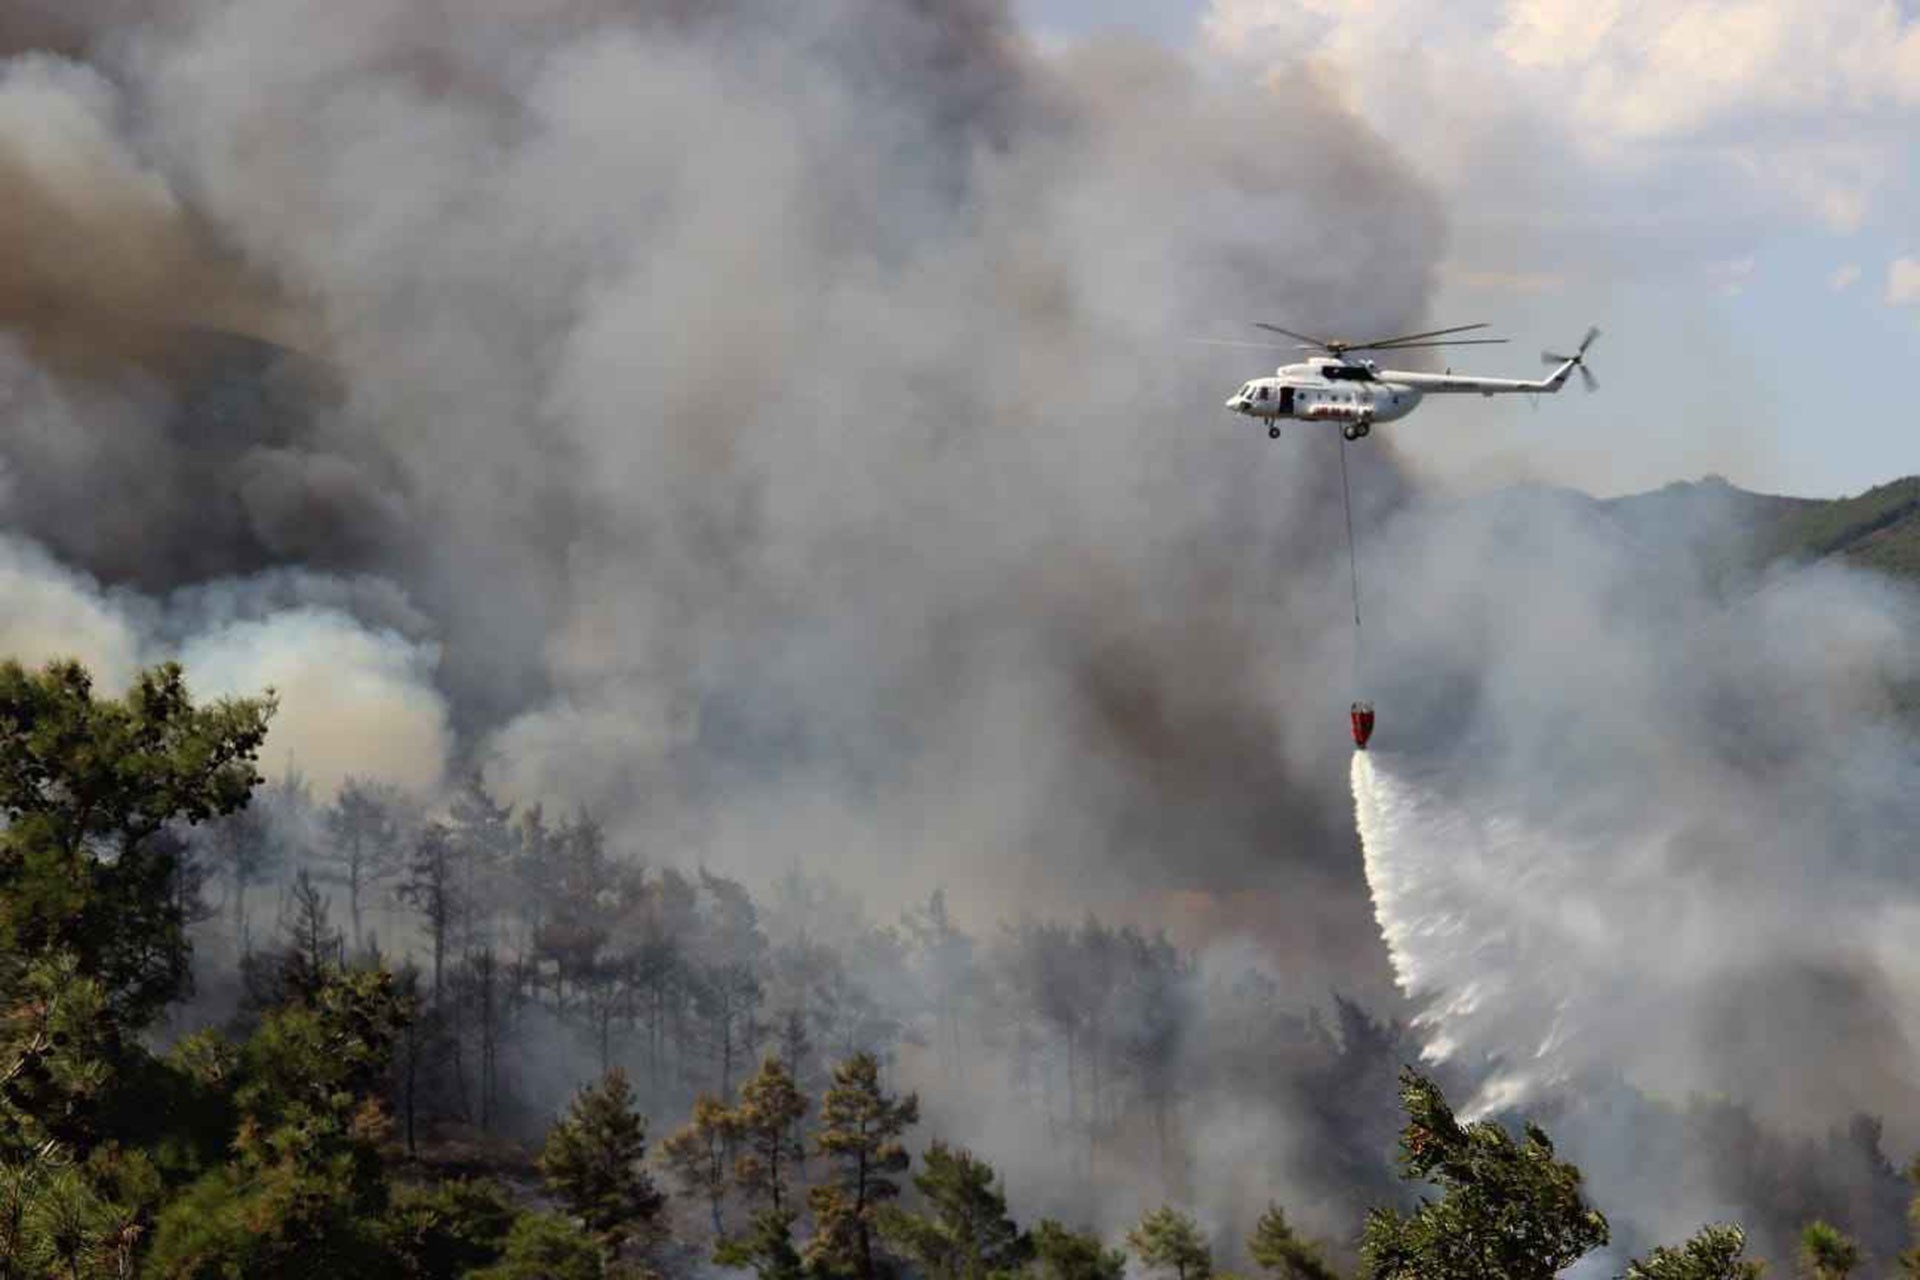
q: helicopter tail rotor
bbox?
[1542,326,1600,392]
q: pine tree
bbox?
[879,1141,1029,1280]
[1800,1221,1861,1280]
[1624,1224,1764,1280]
[713,1208,805,1280]
[276,870,344,1003]
[1127,1207,1211,1280]
[1247,1205,1339,1280]
[662,1093,739,1236]
[538,1068,665,1256]
[807,1051,919,1280]
[733,1055,809,1216]
[0,659,274,1162]
[1360,1068,1608,1280]
[1029,1221,1126,1280]
[397,823,462,1002]
[470,1213,606,1280]
[320,776,405,954]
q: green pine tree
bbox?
[471,1213,606,1280]
[880,1141,1030,1280]
[538,1068,666,1256]
[661,1092,740,1236]
[1624,1224,1765,1280]
[713,1207,806,1280]
[732,1055,810,1217]
[1800,1221,1861,1280]
[1028,1221,1127,1280]
[1247,1204,1339,1280]
[1127,1207,1211,1280]
[0,660,274,1027]
[0,661,274,1173]
[1360,1068,1608,1280]
[807,1051,919,1280]
[147,966,415,1277]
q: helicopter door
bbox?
[1279,387,1295,416]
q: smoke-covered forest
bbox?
[5,654,1920,1278]
[5,0,1920,1275]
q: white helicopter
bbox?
[1220,322,1599,440]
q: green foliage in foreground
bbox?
[1800,1219,1862,1279]
[714,1207,806,1280]
[1029,1221,1127,1280]
[0,660,275,1029]
[1247,1204,1340,1280]
[880,1140,1030,1280]
[1361,1067,1610,1280]
[539,1067,666,1255]
[471,1212,608,1280]
[1624,1223,1765,1280]
[1127,1207,1212,1280]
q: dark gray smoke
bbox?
[9,4,1918,1266]
[0,0,1438,919]
[0,0,1453,1246]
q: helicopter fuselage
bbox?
[1225,353,1580,439]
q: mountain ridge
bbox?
[1600,473,1920,580]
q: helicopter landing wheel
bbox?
[1356,422,1371,439]
[1268,425,1281,440]
[1341,424,1358,441]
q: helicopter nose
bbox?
[1225,397,1242,412]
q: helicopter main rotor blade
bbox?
[1252,322,1333,348]
[1188,338,1296,350]
[1350,322,1491,349]
[1364,338,1509,351]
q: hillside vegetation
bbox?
[1601,474,1920,581]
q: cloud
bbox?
[1201,0,1920,240]
[1888,256,1920,305]
[1830,263,1862,291]
[1706,256,1756,296]
[1437,263,1567,294]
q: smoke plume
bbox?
[8,0,1919,1263]
[1349,483,1920,1259]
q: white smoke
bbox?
[0,529,451,798]
[1350,485,1920,1149]
[180,608,450,796]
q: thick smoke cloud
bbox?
[0,0,1450,1248]
[0,528,450,796]
[0,0,1442,931]
[19,0,1919,1263]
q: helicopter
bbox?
[1219,322,1599,440]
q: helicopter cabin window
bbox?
[1256,386,1270,401]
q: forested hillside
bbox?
[5,656,1920,1277]
[1601,474,1920,581]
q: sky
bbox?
[1017,0,1920,498]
